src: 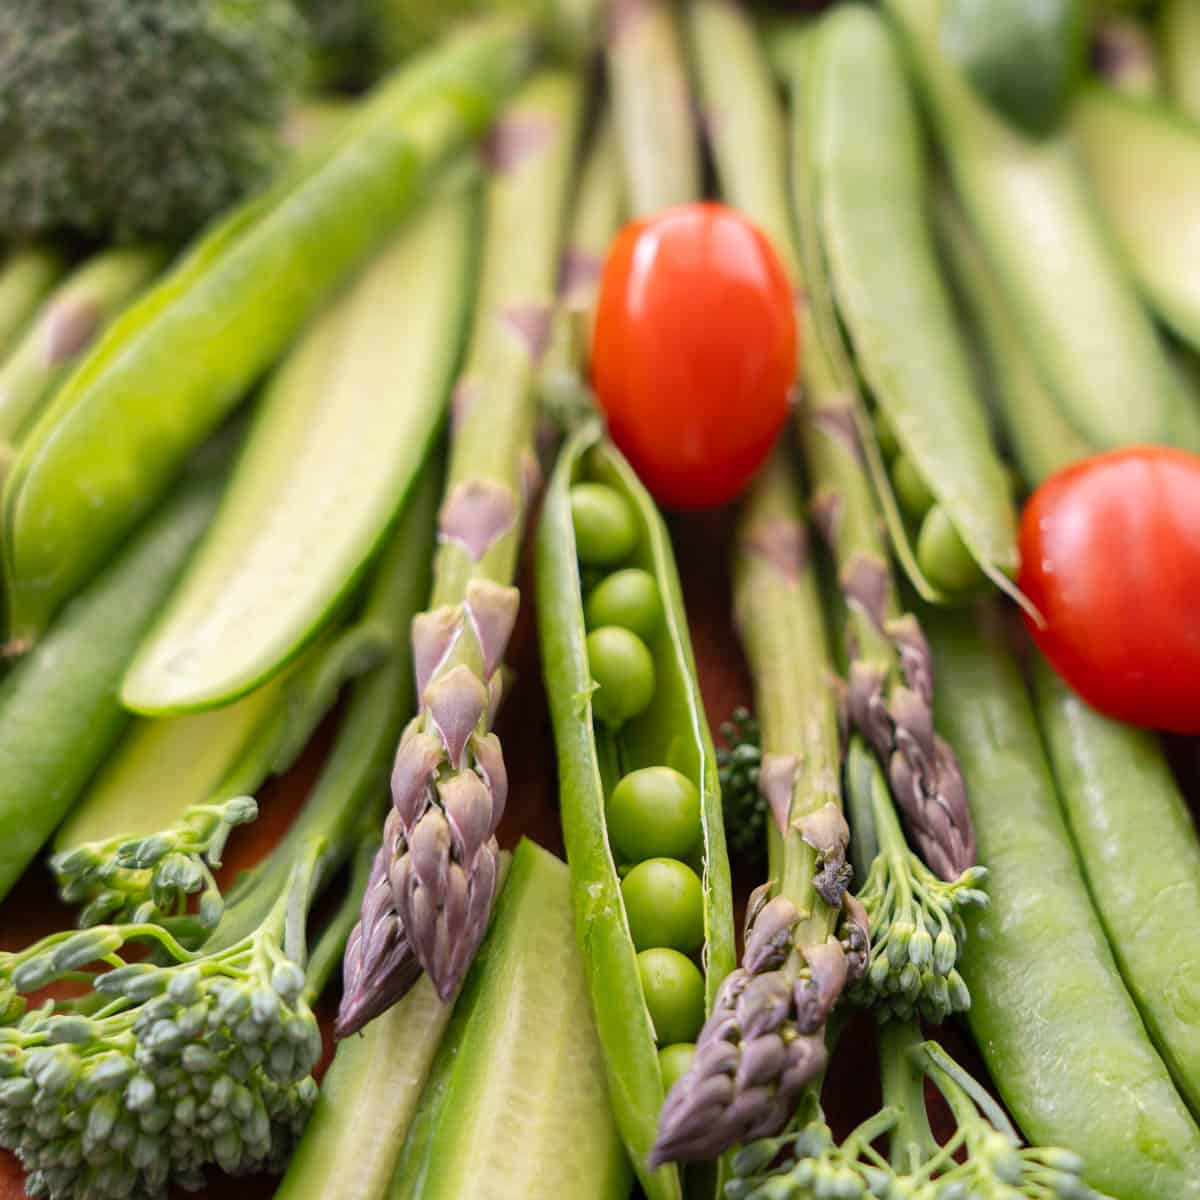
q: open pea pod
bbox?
[536,420,735,1200]
[121,185,476,713]
[806,7,1019,601]
[0,15,533,644]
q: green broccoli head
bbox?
[0,0,307,243]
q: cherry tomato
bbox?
[592,202,797,510]
[1018,446,1200,733]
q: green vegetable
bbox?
[586,625,657,727]
[1033,656,1200,1116]
[571,482,639,566]
[715,708,766,862]
[651,446,862,1167]
[0,15,534,645]
[0,246,165,455]
[0,445,230,904]
[1073,85,1200,356]
[887,0,1176,451]
[927,605,1200,1200]
[939,0,1087,135]
[337,69,584,1034]
[122,186,477,713]
[537,420,735,1200]
[0,0,305,243]
[1094,13,1163,96]
[0,246,67,361]
[390,839,630,1200]
[1161,0,1200,120]
[584,567,663,639]
[637,948,706,1045]
[0,458,437,1200]
[607,766,701,864]
[622,858,704,953]
[807,5,1019,597]
[657,1043,695,1094]
[607,0,702,215]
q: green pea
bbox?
[916,505,986,594]
[636,948,705,1046]
[586,626,656,727]
[571,483,638,567]
[607,766,701,863]
[622,859,704,953]
[584,568,664,641]
[657,1043,696,1094]
[891,454,936,522]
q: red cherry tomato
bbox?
[1018,446,1200,733]
[591,202,797,510]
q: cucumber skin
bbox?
[929,609,1200,1200]
[0,466,223,900]
[390,839,630,1200]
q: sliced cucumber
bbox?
[121,189,475,714]
[1073,85,1200,354]
[391,838,630,1200]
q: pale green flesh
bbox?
[54,677,281,850]
[121,193,474,714]
[810,7,1018,576]
[391,839,629,1200]
[1074,86,1200,354]
[888,0,1172,450]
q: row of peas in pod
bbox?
[537,423,734,1200]
[571,478,705,1093]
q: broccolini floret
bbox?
[0,0,306,243]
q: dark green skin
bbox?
[928,607,1200,1200]
[1033,657,1200,1117]
[0,461,226,901]
[536,421,735,1200]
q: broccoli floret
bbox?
[717,707,769,862]
[0,0,306,243]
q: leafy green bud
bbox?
[1039,1147,1085,1174]
[0,1077,34,1109]
[251,989,280,1026]
[11,957,57,993]
[44,1017,95,1045]
[907,928,933,968]
[199,892,225,928]
[947,970,971,1011]
[125,1074,156,1112]
[933,928,958,976]
[167,969,201,1006]
[898,962,920,996]
[271,962,304,1001]
[868,952,891,989]
[84,1094,119,1151]
[145,1020,185,1054]
[181,1045,218,1075]
[118,835,174,870]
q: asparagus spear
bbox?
[649,445,866,1166]
[336,70,584,1034]
[690,1,976,881]
[607,0,701,215]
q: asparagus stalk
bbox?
[336,70,584,1034]
[649,445,866,1166]
[0,245,65,361]
[607,0,702,215]
[690,3,977,884]
[0,246,165,453]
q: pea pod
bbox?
[807,6,1019,598]
[0,246,65,360]
[536,421,735,1200]
[0,446,229,903]
[121,186,476,713]
[886,0,1175,451]
[1032,657,1200,1117]
[927,605,1200,1200]
[1073,85,1200,356]
[0,15,533,644]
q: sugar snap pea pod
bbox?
[936,190,1091,485]
[607,0,702,215]
[1073,85,1200,355]
[0,245,165,453]
[1032,656,1200,1117]
[0,15,534,646]
[807,6,1019,599]
[926,605,1200,1200]
[537,420,735,1199]
[650,444,863,1169]
[0,246,66,361]
[336,69,585,1032]
[390,840,628,1200]
[1161,0,1200,119]
[0,447,230,903]
[886,0,1174,452]
[121,187,477,714]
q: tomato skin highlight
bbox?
[591,202,797,510]
[1018,446,1200,733]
